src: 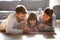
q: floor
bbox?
[0,20,60,40]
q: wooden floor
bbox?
[0,23,60,40]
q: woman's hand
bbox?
[38,23,49,28]
[38,23,45,28]
[32,26,38,32]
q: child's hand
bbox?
[32,27,38,32]
[19,24,27,29]
[23,27,31,33]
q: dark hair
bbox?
[27,13,37,21]
[44,7,53,17]
[44,7,53,26]
[27,13,38,27]
[15,6,26,14]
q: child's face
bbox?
[29,20,36,26]
[42,13,51,21]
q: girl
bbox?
[23,13,39,33]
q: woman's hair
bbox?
[27,13,37,27]
[44,7,53,26]
[44,7,53,17]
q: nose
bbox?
[22,16,25,19]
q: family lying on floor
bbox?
[0,5,56,34]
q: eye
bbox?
[46,16,48,18]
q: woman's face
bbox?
[42,13,51,21]
[29,20,36,26]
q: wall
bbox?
[21,0,49,11]
[0,1,20,11]
[50,0,60,8]
[0,0,49,11]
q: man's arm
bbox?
[6,15,23,34]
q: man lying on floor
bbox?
[0,5,27,34]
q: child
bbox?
[38,7,55,32]
[22,13,39,33]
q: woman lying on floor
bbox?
[38,7,55,32]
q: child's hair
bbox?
[44,7,53,17]
[27,13,38,27]
[27,13,37,21]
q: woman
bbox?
[38,7,55,32]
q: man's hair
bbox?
[44,7,53,17]
[15,5,27,14]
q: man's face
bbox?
[16,13,26,20]
[29,20,36,26]
[42,13,51,21]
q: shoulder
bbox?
[52,14,56,20]
[7,13,16,20]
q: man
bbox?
[38,7,55,32]
[0,5,27,34]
